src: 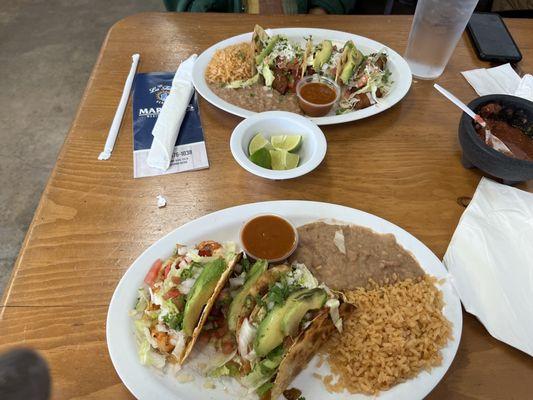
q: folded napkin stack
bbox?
[444,177,533,356]
[462,63,533,101]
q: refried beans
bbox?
[289,222,424,290]
[208,83,302,114]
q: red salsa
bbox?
[240,215,297,261]
[300,82,337,104]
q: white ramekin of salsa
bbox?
[296,75,341,117]
[240,214,299,262]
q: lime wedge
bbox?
[284,151,300,169]
[270,135,302,152]
[249,147,272,169]
[248,133,271,155]
[269,149,300,170]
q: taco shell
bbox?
[271,303,352,400]
[178,252,243,365]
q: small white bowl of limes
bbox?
[230,111,327,180]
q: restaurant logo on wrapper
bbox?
[138,84,171,118]
[132,72,209,178]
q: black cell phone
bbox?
[467,13,522,63]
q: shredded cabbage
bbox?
[170,331,187,360]
[326,298,342,333]
[333,229,346,254]
[230,272,246,288]
[237,318,257,360]
[287,263,319,289]
[178,278,196,295]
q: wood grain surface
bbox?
[0,12,532,399]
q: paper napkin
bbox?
[443,177,533,356]
[461,63,533,102]
[147,54,197,171]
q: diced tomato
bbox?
[163,264,171,279]
[171,276,181,284]
[144,259,163,287]
[221,339,235,354]
[163,288,181,300]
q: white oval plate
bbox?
[230,111,327,180]
[193,28,412,126]
[107,201,462,400]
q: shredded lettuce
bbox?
[137,339,167,368]
[135,288,149,313]
[260,64,275,87]
[242,346,284,392]
[134,319,167,368]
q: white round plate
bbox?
[193,28,412,126]
[230,111,327,180]
[107,201,462,400]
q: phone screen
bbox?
[468,13,522,62]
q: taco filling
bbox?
[130,240,242,369]
[205,261,343,399]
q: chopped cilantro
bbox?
[163,312,183,330]
[254,294,267,308]
[266,277,299,307]
[180,262,201,280]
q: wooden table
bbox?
[1,12,532,400]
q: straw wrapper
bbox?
[98,54,140,160]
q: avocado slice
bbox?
[254,289,308,357]
[313,40,333,71]
[281,288,327,337]
[227,259,268,332]
[255,35,281,66]
[340,47,364,85]
[182,258,227,336]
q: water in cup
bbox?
[404,0,478,80]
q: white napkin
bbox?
[461,63,533,101]
[147,54,197,171]
[443,177,533,356]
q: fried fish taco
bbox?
[131,240,242,369]
[336,40,364,84]
[209,261,345,399]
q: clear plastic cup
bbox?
[404,0,479,80]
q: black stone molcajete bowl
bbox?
[458,94,533,184]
